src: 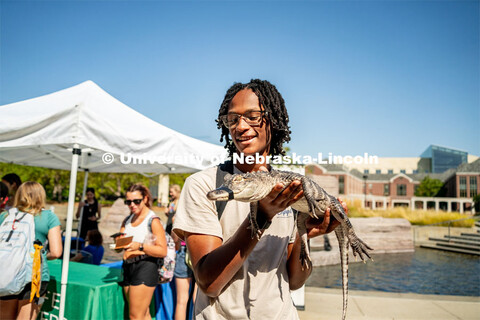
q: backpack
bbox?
[158,233,176,283]
[0,208,36,296]
[146,216,176,283]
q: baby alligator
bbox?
[207,169,373,320]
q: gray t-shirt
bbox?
[173,166,299,320]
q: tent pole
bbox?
[158,174,170,207]
[59,144,81,320]
[76,169,89,252]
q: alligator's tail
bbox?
[335,227,348,320]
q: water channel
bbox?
[306,248,480,296]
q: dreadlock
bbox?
[216,79,291,157]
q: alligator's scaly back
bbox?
[207,169,373,320]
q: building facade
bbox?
[305,159,480,213]
[418,145,468,173]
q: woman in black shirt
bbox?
[76,187,102,240]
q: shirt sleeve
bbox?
[172,170,223,241]
[47,210,61,230]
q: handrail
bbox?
[417,215,480,227]
[413,215,479,245]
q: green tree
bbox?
[415,176,444,197]
[473,194,480,214]
[0,163,191,203]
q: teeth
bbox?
[237,136,254,141]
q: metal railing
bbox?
[413,215,480,244]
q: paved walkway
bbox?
[298,287,480,320]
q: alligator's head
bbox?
[206,171,275,202]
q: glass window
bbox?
[384,184,390,196]
[376,169,381,174]
[397,184,407,196]
[431,147,467,173]
[364,169,369,174]
[459,176,467,197]
[470,176,477,197]
[339,176,345,195]
[388,169,393,174]
[400,169,406,174]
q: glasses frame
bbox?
[220,110,268,128]
[124,198,144,206]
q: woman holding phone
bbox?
[117,184,167,320]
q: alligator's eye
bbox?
[233,176,243,182]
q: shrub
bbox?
[345,200,475,227]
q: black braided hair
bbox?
[216,79,291,157]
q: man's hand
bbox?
[256,166,304,220]
[258,181,304,220]
[306,198,348,239]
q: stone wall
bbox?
[309,217,414,266]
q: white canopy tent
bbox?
[0,80,226,173]
[0,81,227,319]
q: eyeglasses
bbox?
[124,199,143,206]
[219,110,268,128]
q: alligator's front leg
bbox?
[297,212,311,270]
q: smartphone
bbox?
[110,232,126,238]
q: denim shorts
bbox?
[174,247,193,279]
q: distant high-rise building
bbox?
[418,145,468,173]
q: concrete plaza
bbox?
[299,287,480,320]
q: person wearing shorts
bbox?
[116,184,167,320]
[174,243,193,279]
[0,182,62,320]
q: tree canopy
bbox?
[0,163,189,204]
[414,176,444,197]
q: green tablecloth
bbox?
[39,260,127,320]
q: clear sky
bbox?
[1,0,479,158]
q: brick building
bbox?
[305,159,480,213]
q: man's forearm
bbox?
[192,217,262,298]
[287,234,312,290]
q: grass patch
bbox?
[346,199,476,227]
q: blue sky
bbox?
[1,0,479,158]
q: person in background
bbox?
[0,181,8,213]
[71,229,104,265]
[165,184,197,320]
[164,184,181,235]
[1,173,22,211]
[0,181,9,225]
[0,181,63,320]
[117,184,167,320]
[76,187,102,240]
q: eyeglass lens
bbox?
[124,199,143,205]
[222,111,265,127]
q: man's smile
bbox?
[236,135,256,142]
